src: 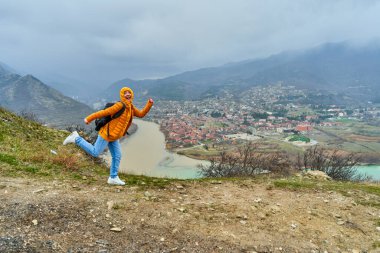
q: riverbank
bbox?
[115,120,380,180]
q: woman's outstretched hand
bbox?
[149,98,154,104]
[84,118,89,124]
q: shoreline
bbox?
[129,119,380,167]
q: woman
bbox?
[63,87,153,185]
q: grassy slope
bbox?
[0,107,173,187]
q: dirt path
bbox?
[0,177,379,252]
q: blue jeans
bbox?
[75,135,121,178]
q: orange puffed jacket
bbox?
[85,87,153,142]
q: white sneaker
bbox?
[63,131,79,145]
[107,176,125,186]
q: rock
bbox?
[352,250,360,253]
[240,220,247,225]
[144,191,152,197]
[304,170,331,180]
[33,189,47,194]
[176,185,184,189]
[332,213,342,219]
[50,150,58,155]
[160,237,165,242]
[337,220,345,225]
[176,207,187,213]
[110,227,122,232]
[210,180,222,184]
[258,213,266,220]
[169,199,176,203]
[32,219,38,226]
[82,176,87,180]
[236,214,248,220]
[193,211,200,218]
[291,223,297,229]
[105,214,110,218]
[376,227,380,232]
[270,205,281,213]
[253,198,262,203]
[106,201,114,210]
[96,240,110,246]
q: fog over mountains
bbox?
[1,42,380,126]
[101,43,380,103]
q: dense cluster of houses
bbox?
[147,85,378,148]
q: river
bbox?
[113,119,207,179]
[107,119,380,181]
[356,165,380,181]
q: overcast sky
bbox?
[1,0,380,88]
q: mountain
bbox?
[0,70,94,128]
[100,42,380,102]
[0,61,22,76]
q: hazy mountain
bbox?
[38,74,96,102]
[101,42,380,102]
[1,62,18,73]
[0,66,7,76]
[0,71,94,128]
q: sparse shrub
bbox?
[52,154,79,171]
[198,142,292,177]
[296,145,368,181]
[29,153,48,163]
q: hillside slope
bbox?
[0,107,108,180]
[0,73,93,128]
[1,108,380,252]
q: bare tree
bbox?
[198,142,292,177]
[296,145,367,181]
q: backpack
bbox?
[95,101,126,132]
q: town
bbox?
[140,84,380,161]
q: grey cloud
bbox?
[1,0,380,89]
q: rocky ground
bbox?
[1,176,380,253]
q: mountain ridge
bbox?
[100,42,380,102]
[0,67,94,128]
